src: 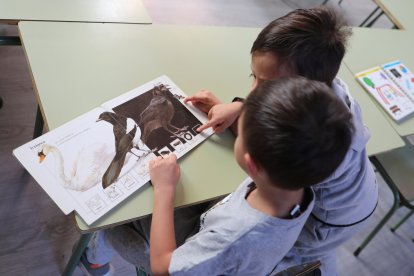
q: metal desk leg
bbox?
[62,233,93,276]
[354,156,401,256]
[366,11,385,28]
[359,6,380,27]
[33,105,44,139]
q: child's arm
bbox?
[184,89,221,113]
[197,102,243,134]
[184,90,243,134]
[149,154,180,275]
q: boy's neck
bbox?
[246,178,305,219]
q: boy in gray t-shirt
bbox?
[168,177,314,275]
[80,77,354,275]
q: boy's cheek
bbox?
[251,79,259,91]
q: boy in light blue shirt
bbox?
[186,7,378,275]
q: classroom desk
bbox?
[18,21,405,274]
[344,27,414,137]
[0,0,151,25]
[19,21,259,275]
[375,0,414,30]
[18,21,260,230]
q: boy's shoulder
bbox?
[200,178,315,239]
[332,77,370,152]
[170,185,315,274]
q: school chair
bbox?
[359,6,384,27]
[273,260,321,276]
[354,146,414,256]
[358,0,397,28]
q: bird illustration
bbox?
[97,112,151,189]
[38,143,113,192]
[139,84,188,144]
[97,112,146,153]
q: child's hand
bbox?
[149,154,180,194]
[184,89,221,114]
[197,102,243,133]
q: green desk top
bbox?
[0,0,151,24]
[376,0,414,30]
[338,66,404,154]
[344,27,414,137]
[19,21,259,231]
[18,22,405,231]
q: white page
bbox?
[14,76,214,225]
[356,67,414,123]
[382,60,414,103]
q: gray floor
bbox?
[1,0,413,275]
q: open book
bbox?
[355,60,414,123]
[13,76,213,225]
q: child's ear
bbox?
[244,153,260,177]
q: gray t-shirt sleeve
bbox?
[169,228,238,275]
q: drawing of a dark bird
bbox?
[97,112,150,189]
[139,84,188,144]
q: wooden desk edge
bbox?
[10,19,152,24]
[374,0,404,30]
[73,195,228,234]
[0,19,19,25]
[18,23,50,132]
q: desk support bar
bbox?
[0,36,21,46]
[390,209,413,232]
[62,233,93,276]
[33,105,44,139]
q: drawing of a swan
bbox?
[38,143,113,192]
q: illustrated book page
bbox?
[13,75,213,225]
[381,60,414,103]
[355,66,414,123]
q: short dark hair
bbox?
[242,77,354,190]
[251,7,351,86]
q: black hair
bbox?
[251,7,351,86]
[242,77,354,190]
